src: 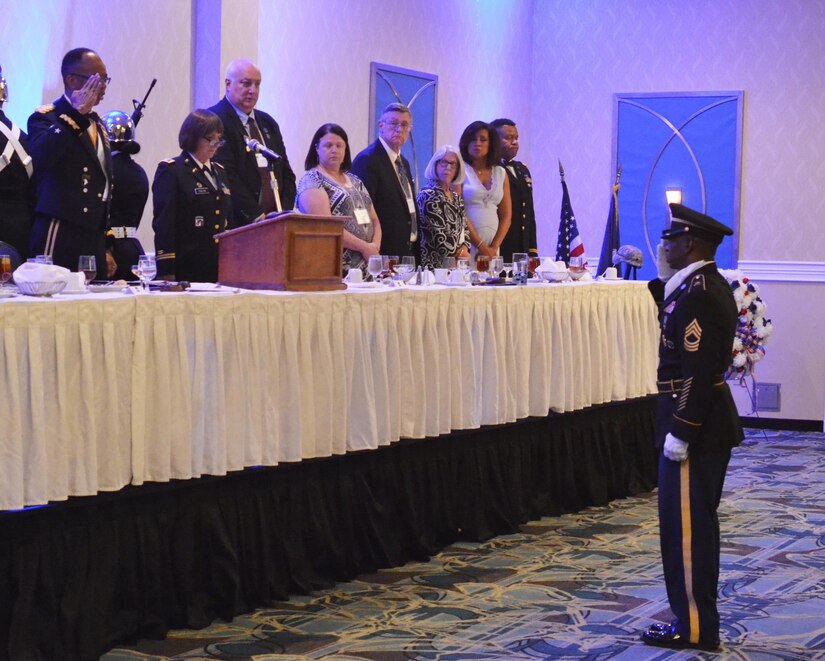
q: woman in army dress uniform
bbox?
[152,109,233,282]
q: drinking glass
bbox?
[0,255,11,286]
[36,254,53,265]
[442,256,457,270]
[569,255,585,273]
[456,257,470,282]
[138,255,157,291]
[382,255,399,275]
[528,255,542,274]
[367,255,383,281]
[475,255,490,273]
[489,256,504,279]
[131,264,141,281]
[78,255,97,285]
[502,262,513,280]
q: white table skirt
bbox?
[0,280,658,510]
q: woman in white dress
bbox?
[459,121,511,257]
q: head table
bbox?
[0,279,658,511]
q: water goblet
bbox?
[367,255,383,282]
[456,257,471,283]
[489,256,504,280]
[138,255,157,291]
[382,254,399,275]
[78,255,97,285]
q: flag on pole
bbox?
[555,160,585,263]
[596,164,622,277]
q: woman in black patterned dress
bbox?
[416,145,470,269]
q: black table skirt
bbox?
[0,397,657,661]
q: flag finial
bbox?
[616,163,623,184]
[559,160,565,180]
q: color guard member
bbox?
[641,204,743,652]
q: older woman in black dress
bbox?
[416,145,470,269]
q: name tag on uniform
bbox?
[195,216,204,227]
[255,153,268,168]
[354,208,370,225]
[194,186,210,195]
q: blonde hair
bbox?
[424,145,465,185]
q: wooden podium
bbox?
[216,213,346,291]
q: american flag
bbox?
[556,161,585,263]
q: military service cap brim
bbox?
[663,204,733,245]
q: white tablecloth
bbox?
[0,280,658,510]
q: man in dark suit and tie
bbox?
[491,118,538,261]
[351,102,419,260]
[27,48,116,276]
[209,59,296,226]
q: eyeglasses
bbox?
[437,160,458,169]
[205,137,226,148]
[385,120,412,132]
[68,72,112,85]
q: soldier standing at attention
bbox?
[491,118,537,261]
[641,203,743,652]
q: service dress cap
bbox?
[663,204,733,245]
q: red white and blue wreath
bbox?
[718,269,773,379]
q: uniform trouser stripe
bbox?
[680,459,700,644]
[44,219,60,256]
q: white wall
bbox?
[529,0,825,422]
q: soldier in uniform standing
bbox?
[152,109,233,283]
[102,111,149,281]
[27,48,116,276]
[491,118,538,261]
[0,63,34,260]
[640,203,743,652]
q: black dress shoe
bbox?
[641,622,720,651]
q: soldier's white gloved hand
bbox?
[664,433,689,462]
[657,241,678,282]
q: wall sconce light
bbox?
[665,187,683,205]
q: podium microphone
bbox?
[245,137,281,161]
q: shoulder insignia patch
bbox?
[683,319,702,352]
[213,162,225,170]
[36,104,56,114]
[689,274,706,292]
[59,114,80,131]
[163,158,175,164]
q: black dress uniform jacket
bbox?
[656,262,743,451]
[499,159,538,259]
[152,152,233,283]
[351,139,420,259]
[209,97,296,225]
[0,109,34,258]
[108,152,149,280]
[27,96,112,232]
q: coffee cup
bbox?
[345,268,363,283]
[603,266,618,280]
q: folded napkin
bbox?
[419,269,436,285]
[14,262,70,285]
[536,258,566,274]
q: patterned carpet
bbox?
[103,430,825,660]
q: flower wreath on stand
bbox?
[718,269,774,410]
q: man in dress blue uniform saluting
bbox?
[27,48,116,276]
[641,203,743,652]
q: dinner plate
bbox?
[346,281,385,289]
[88,284,127,293]
[437,281,471,287]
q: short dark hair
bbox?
[61,48,96,78]
[490,118,516,129]
[459,121,501,168]
[304,123,352,172]
[178,109,223,152]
